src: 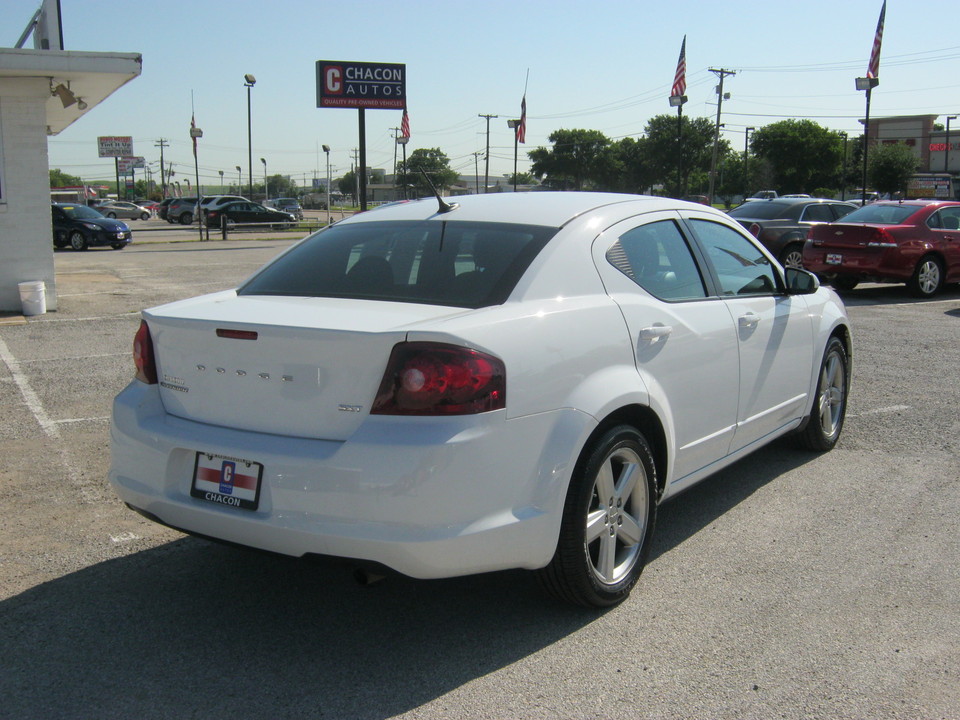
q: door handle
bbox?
[639,325,673,340]
[738,313,760,329]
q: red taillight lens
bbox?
[371,342,506,415]
[749,223,761,238]
[133,320,157,384]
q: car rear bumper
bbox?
[109,381,592,578]
[802,242,912,281]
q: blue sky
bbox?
[6,0,960,190]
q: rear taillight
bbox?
[133,320,157,384]
[867,228,898,248]
[749,223,761,238]
[371,342,506,416]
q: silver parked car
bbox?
[97,201,152,221]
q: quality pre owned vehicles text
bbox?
[110,192,851,607]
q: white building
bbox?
[0,30,140,312]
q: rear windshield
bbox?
[239,219,557,308]
[840,204,920,224]
[728,201,795,220]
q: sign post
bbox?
[316,61,406,212]
[98,136,134,199]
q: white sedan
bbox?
[110,192,851,607]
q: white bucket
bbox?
[18,281,46,316]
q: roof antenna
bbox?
[419,169,458,214]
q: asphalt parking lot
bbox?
[1,237,958,719]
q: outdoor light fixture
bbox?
[668,95,687,108]
[244,74,256,86]
[855,77,879,91]
[76,98,87,110]
[51,81,76,108]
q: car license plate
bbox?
[826,253,843,265]
[190,452,263,510]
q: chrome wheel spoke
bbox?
[596,530,617,581]
[585,508,608,543]
[618,512,644,546]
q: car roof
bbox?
[337,192,715,228]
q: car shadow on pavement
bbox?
[834,282,960,306]
[1,440,814,720]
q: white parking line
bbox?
[0,334,102,503]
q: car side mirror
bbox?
[784,267,819,295]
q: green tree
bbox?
[396,148,459,197]
[528,129,614,190]
[598,136,656,194]
[508,171,536,185]
[751,120,842,194]
[50,168,83,187]
[264,174,298,199]
[867,142,920,196]
[642,114,719,197]
[338,170,357,201]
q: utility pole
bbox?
[154,138,169,197]
[707,68,735,205]
[478,113,498,192]
[351,148,360,205]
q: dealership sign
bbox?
[98,136,133,157]
[117,156,146,174]
[315,61,406,109]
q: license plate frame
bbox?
[190,452,263,511]
[826,253,843,265]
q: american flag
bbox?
[866,0,886,79]
[517,95,526,144]
[671,36,687,98]
[190,113,198,158]
[400,109,411,139]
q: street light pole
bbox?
[855,76,879,205]
[744,127,754,201]
[839,132,848,200]
[219,170,224,194]
[261,157,267,201]
[945,116,957,173]
[235,165,241,194]
[244,74,256,200]
[507,119,519,192]
[322,144,330,226]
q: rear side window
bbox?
[239,220,557,308]
[606,220,707,301]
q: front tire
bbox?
[140,212,150,220]
[798,336,849,451]
[537,425,657,608]
[69,230,88,251]
[907,255,943,298]
[179,212,193,225]
[106,212,117,219]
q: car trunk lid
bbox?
[144,292,469,440]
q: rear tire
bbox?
[907,255,943,298]
[140,212,150,220]
[537,425,657,608]
[798,336,849,451]
[179,212,193,225]
[831,276,859,292]
[779,243,805,270]
[107,212,117,219]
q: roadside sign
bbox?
[98,136,134,157]
[316,61,406,109]
[117,156,145,174]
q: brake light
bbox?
[371,342,506,415]
[867,228,898,248]
[749,223,761,238]
[133,320,157,384]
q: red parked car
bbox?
[803,200,960,297]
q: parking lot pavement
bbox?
[1,243,958,719]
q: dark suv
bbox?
[166,197,200,225]
[727,198,857,269]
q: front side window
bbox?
[240,220,556,308]
[605,220,707,300]
[689,219,779,296]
